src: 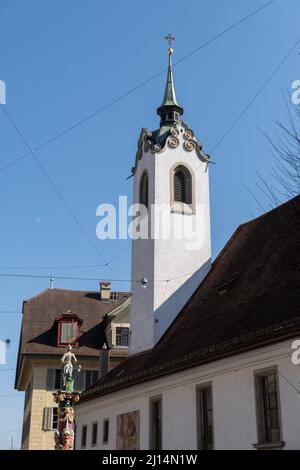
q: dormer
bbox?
[55,310,83,348]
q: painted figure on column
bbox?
[53,343,81,450]
[61,344,78,389]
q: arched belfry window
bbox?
[139,171,149,209]
[173,165,192,205]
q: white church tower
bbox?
[130,35,211,354]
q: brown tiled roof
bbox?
[17,288,130,360]
[81,195,300,402]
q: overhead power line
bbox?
[0,1,278,296]
[209,36,300,154]
[0,0,276,175]
[0,270,196,284]
[0,104,128,291]
[0,242,132,272]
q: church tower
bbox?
[130,36,211,354]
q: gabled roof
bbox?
[81,196,300,402]
[18,288,130,357]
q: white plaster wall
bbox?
[153,127,211,342]
[130,150,155,354]
[76,340,300,450]
[130,122,211,354]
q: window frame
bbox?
[91,421,98,447]
[112,323,130,348]
[139,170,149,210]
[253,366,285,449]
[81,424,87,448]
[84,370,99,390]
[115,326,130,347]
[102,418,109,445]
[42,406,58,431]
[58,321,78,346]
[170,164,194,215]
[52,407,59,431]
[196,382,214,450]
[149,395,163,450]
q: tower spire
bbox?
[157,33,183,125]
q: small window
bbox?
[92,422,98,446]
[139,172,149,209]
[55,369,62,389]
[85,370,99,389]
[149,397,162,450]
[46,368,62,391]
[110,291,118,301]
[197,384,214,450]
[60,322,77,344]
[255,369,283,446]
[81,425,87,448]
[174,112,179,121]
[103,419,109,444]
[115,327,129,347]
[43,407,58,431]
[52,407,59,430]
[173,166,192,205]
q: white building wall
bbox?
[75,340,300,450]
[130,122,211,354]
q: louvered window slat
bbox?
[174,170,185,202]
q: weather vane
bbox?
[165,32,176,55]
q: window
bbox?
[52,407,59,430]
[139,171,149,209]
[56,312,82,347]
[55,369,62,389]
[85,370,99,389]
[254,369,283,448]
[60,322,77,344]
[46,368,62,391]
[92,422,98,446]
[149,397,162,450]
[103,419,109,444]
[173,165,192,205]
[110,291,118,301]
[115,327,129,347]
[81,425,87,448]
[43,407,58,431]
[197,384,214,450]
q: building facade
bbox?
[130,47,211,354]
[15,283,131,450]
[76,341,299,450]
[75,44,300,450]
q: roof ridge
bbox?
[24,287,130,303]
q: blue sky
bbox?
[0,0,299,449]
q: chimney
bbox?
[100,281,111,300]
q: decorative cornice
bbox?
[132,120,211,175]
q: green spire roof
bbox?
[160,53,181,107]
[157,49,183,122]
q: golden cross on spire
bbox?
[165,32,176,47]
[164,32,176,56]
